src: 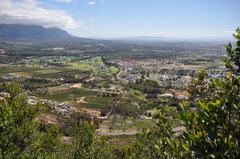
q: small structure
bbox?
[28,96,37,105]
[158,93,173,98]
[146,109,157,117]
[70,83,82,88]
[0,49,5,54]
[176,95,189,100]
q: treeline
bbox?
[130,79,163,94]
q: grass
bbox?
[34,69,62,74]
[104,135,136,147]
[109,66,119,75]
[41,88,113,110]
[92,56,105,67]
[41,88,93,101]
[84,96,112,110]
[34,69,80,78]
[1,56,118,79]
[0,65,71,78]
[67,63,97,73]
[107,118,155,130]
[0,65,40,75]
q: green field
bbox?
[67,63,97,73]
[0,65,40,75]
[85,96,112,110]
[41,88,113,110]
[109,66,119,75]
[106,118,155,130]
[1,56,119,79]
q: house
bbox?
[158,93,174,98]
[70,83,82,88]
[126,75,141,83]
[28,96,37,105]
[146,109,157,117]
[84,77,96,83]
[0,49,5,54]
[176,95,189,100]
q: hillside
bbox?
[0,24,78,41]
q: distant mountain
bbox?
[0,24,81,42]
[128,36,167,41]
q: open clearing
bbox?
[47,84,73,94]
[34,69,62,74]
[97,118,155,136]
[41,88,113,111]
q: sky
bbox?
[0,0,239,40]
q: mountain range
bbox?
[0,24,82,42]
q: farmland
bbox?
[0,41,226,140]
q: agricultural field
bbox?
[97,117,155,136]
[41,88,113,111]
[0,65,40,75]
[1,56,119,78]
[1,49,224,141]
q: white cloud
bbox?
[56,0,75,3]
[87,1,97,5]
[0,0,80,29]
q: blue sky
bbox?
[0,0,239,39]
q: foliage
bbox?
[131,110,184,159]
[71,122,115,159]
[0,82,60,159]
[132,28,240,159]
[179,28,240,158]
[102,96,140,117]
[58,112,101,136]
[131,79,162,94]
[1,29,240,159]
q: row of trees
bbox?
[1,29,240,158]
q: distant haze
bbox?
[0,0,239,40]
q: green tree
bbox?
[132,110,183,159]
[72,122,115,159]
[132,28,240,159]
[0,82,60,159]
[179,28,240,158]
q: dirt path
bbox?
[97,126,186,136]
[77,97,87,103]
[97,129,138,136]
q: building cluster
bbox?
[0,49,5,54]
[40,99,76,117]
[0,92,38,105]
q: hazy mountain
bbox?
[127,36,167,41]
[0,24,85,42]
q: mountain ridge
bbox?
[0,24,87,42]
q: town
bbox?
[0,41,226,137]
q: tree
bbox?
[0,82,60,159]
[72,122,115,159]
[132,110,183,159]
[132,28,240,158]
[179,28,240,158]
